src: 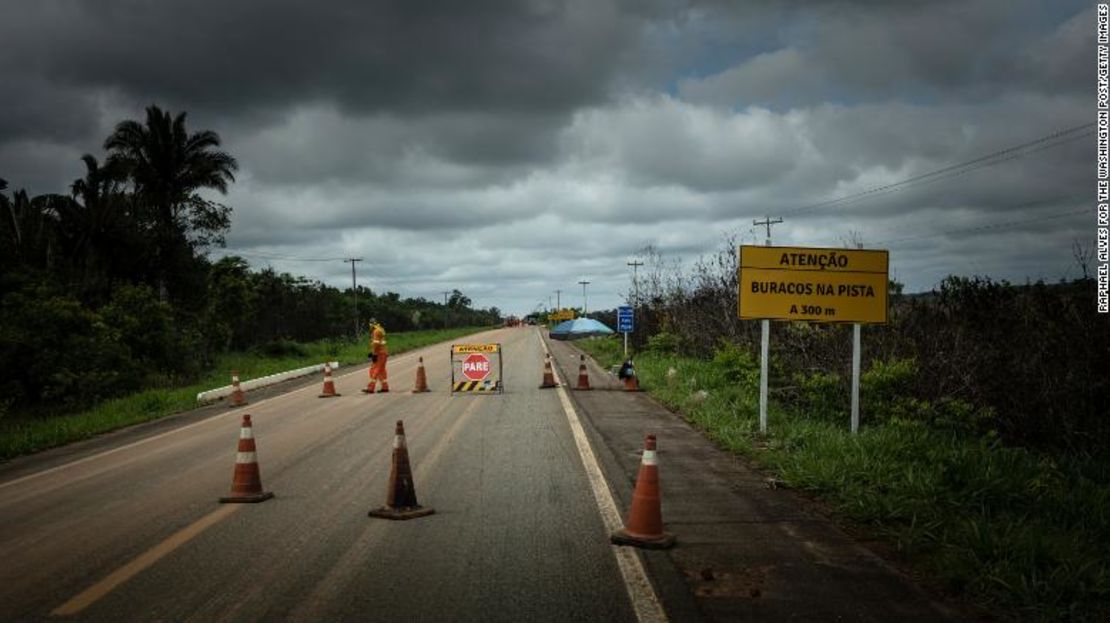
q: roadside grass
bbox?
[0,326,491,461]
[577,335,1110,622]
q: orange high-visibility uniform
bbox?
[368,323,389,392]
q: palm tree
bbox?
[61,155,135,297]
[103,105,238,298]
[70,155,123,210]
[0,186,61,271]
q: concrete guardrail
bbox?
[196,361,341,403]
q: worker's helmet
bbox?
[368,317,378,327]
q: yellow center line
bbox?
[413,397,484,479]
[51,504,242,616]
[46,330,510,617]
[50,378,481,618]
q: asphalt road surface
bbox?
[0,327,655,622]
[1,326,960,623]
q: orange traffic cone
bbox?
[368,420,435,520]
[539,354,558,389]
[623,360,644,392]
[574,355,592,391]
[228,370,247,407]
[219,414,274,503]
[319,363,340,398]
[611,434,674,548]
[412,357,430,393]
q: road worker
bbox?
[618,358,634,381]
[618,358,640,390]
[366,318,389,393]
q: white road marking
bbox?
[537,332,669,623]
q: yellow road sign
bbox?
[548,309,576,322]
[452,343,501,353]
[738,245,889,324]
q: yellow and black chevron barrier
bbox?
[452,380,502,393]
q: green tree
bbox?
[447,289,471,309]
[104,105,238,300]
[58,155,140,299]
[204,256,257,351]
[0,186,59,273]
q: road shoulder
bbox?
[0,362,356,484]
[545,336,965,622]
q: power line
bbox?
[780,123,1094,217]
[818,194,1086,247]
[873,206,1088,246]
[214,250,348,262]
[831,131,1093,214]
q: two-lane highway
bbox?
[0,328,653,622]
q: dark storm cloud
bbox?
[0,140,86,195]
[229,107,562,187]
[0,0,1095,313]
[0,0,673,196]
[0,76,102,145]
[0,1,651,128]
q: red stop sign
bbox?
[461,353,491,381]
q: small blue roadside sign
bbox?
[617,306,634,333]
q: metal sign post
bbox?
[753,218,781,435]
[759,318,769,433]
[851,323,861,434]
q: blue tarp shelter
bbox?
[549,318,615,340]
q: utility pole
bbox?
[754,216,783,245]
[578,280,590,315]
[554,289,561,311]
[625,260,644,358]
[442,291,450,329]
[343,258,363,338]
[752,216,782,434]
[626,260,643,305]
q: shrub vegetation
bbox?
[577,239,1109,621]
[0,107,501,420]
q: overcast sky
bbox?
[0,0,1095,315]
